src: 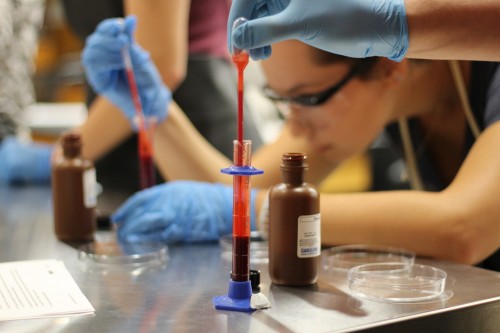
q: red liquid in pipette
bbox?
[138,130,156,189]
[139,154,155,189]
[231,50,251,282]
[124,57,156,189]
[125,68,144,127]
[232,51,249,165]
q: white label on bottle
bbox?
[297,213,321,258]
[83,168,97,208]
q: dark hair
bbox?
[310,48,380,80]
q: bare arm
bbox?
[77,1,190,163]
[405,0,500,61]
[124,0,190,90]
[321,121,500,265]
[79,97,133,161]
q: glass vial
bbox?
[52,132,96,242]
[268,153,321,286]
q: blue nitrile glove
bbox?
[111,180,259,244]
[81,16,171,129]
[228,0,408,61]
[0,136,53,185]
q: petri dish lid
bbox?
[322,244,416,273]
[348,263,447,303]
[78,241,168,270]
[219,231,268,263]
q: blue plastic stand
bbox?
[213,163,263,312]
[212,280,255,312]
[221,165,264,176]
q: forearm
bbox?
[405,0,500,61]
[153,103,233,182]
[321,179,500,264]
[124,0,189,90]
[79,97,133,161]
[321,189,498,265]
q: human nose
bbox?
[287,106,314,139]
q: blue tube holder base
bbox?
[221,165,263,176]
[212,280,255,312]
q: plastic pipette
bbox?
[119,20,156,189]
[231,17,249,152]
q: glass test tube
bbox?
[231,140,252,282]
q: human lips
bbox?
[314,143,334,154]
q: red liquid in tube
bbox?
[232,235,250,281]
[230,140,252,282]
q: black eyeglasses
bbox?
[263,66,359,107]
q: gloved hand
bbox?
[0,136,53,185]
[82,15,171,129]
[228,0,408,61]
[112,180,258,243]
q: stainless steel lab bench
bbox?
[0,186,499,332]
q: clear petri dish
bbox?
[78,241,168,271]
[219,231,269,263]
[348,263,447,303]
[322,244,416,273]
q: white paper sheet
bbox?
[0,260,94,321]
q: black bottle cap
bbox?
[250,269,261,292]
[96,210,112,230]
[229,270,261,292]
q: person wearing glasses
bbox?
[228,0,500,62]
[83,20,500,271]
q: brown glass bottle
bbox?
[52,132,96,242]
[268,153,320,286]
